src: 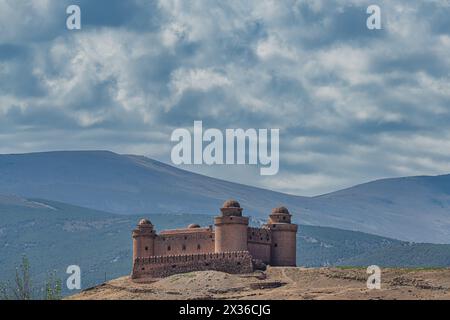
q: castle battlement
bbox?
[131,200,297,279]
[132,251,253,279]
[134,251,251,266]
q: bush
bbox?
[0,255,62,300]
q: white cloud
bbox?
[170,68,231,94]
[1,0,450,195]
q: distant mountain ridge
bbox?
[1,195,449,297]
[1,151,450,243]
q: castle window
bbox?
[197,244,201,250]
[141,267,145,271]
[168,245,171,251]
[172,265,177,268]
[145,246,148,251]
[283,216,286,220]
[274,243,278,247]
[182,245,186,251]
[184,236,187,240]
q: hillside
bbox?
[337,243,450,267]
[0,196,214,296]
[1,151,450,242]
[0,151,300,216]
[2,195,450,297]
[67,267,450,300]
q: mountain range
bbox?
[1,195,449,297]
[1,151,450,243]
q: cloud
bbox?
[1,0,450,195]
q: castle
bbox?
[131,200,298,279]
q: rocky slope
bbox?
[68,267,450,300]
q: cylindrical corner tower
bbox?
[132,219,156,260]
[266,207,298,266]
[214,200,249,253]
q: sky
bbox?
[1,0,450,196]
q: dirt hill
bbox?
[67,267,450,300]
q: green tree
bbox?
[43,271,62,300]
[12,255,32,300]
[0,283,10,300]
[0,255,62,300]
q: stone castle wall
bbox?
[268,223,298,266]
[154,230,215,256]
[247,227,271,264]
[132,251,253,279]
[247,227,271,244]
[214,216,249,252]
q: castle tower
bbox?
[132,219,156,260]
[214,200,249,253]
[266,207,298,266]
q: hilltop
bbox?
[67,267,450,300]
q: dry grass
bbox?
[67,267,450,300]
